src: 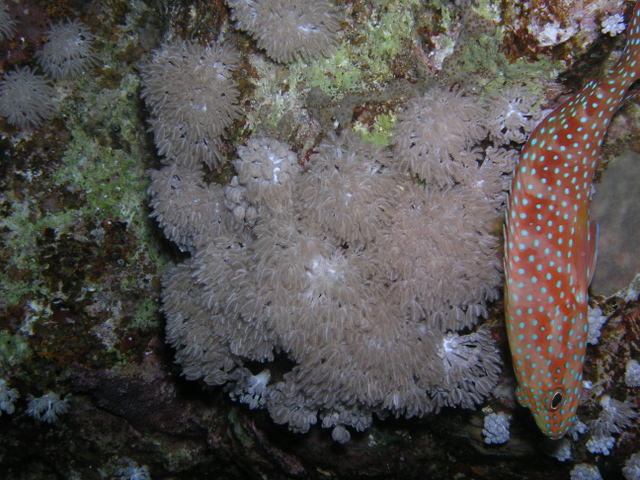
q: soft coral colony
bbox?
[144,0,544,442]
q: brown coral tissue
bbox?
[149,82,544,438]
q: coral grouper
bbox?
[504,1,640,438]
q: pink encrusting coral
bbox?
[140,40,242,168]
[227,0,341,63]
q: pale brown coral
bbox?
[148,163,229,252]
[228,0,340,63]
[372,182,502,331]
[233,136,300,214]
[393,87,487,187]
[140,40,241,168]
[298,132,401,248]
[157,126,505,439]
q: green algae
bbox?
[292,0,420,99]
[0,43,167,376]
[451,30,562,97]
[51,73,151,233]
[353,112,397,146]
[127,296,161,331]
[0,331,30,371]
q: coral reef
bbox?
[36,20,96,79]
[0,0,638,478]
[0,67,57,128]
[151,72,536,437]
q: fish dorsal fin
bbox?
[586,221,599,286]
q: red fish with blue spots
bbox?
[504,1,640,439]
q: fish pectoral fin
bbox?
[516,386,530,407]
[586,221,599,285]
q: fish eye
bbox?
[550,390,563,410]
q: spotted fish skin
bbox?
[504,2,640,439]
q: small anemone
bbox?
[148,163,230,252]
[36,20,97,79]
[0,67,57,129]
[588,395,638,436]
[233,136,300,213]
[430,328,502,412]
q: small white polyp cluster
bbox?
[482,411,511,444]
[26,391,70,423]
